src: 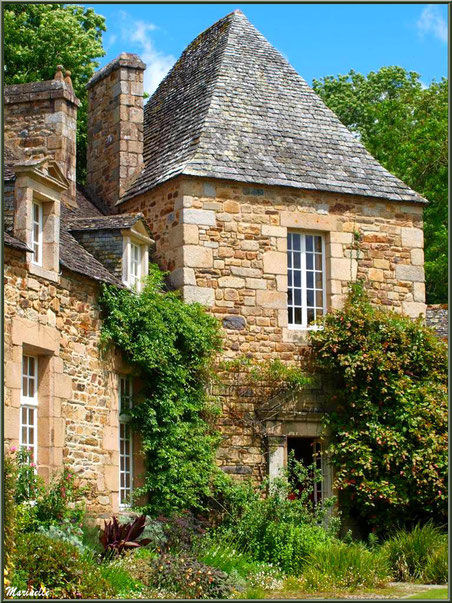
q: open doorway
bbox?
[287,436,323,503]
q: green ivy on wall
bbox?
[99,266,223,516]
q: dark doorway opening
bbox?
[287,436,323,503]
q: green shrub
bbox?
[98,558,145,596]
[13,533,115,598]
[310,281,448,532]
[383,522,447,583]
[4,450,18,590]
[221,457,338,574]
[302,541,391,591]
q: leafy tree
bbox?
[3,3,106,181]
[310,282,447,534]
[99,267,223,516]
[313,67,448,303]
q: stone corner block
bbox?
[182,208,216,227]
[402,301,427,318]
[184,245,213,268]
[395,264,425,283]
[183,285,215,307]
[401,227,423,248]
[167,267,196,289]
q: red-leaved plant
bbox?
[99,514,151,557]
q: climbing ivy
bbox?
[309,282,447,533]
[99,266,223,516]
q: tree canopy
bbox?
[313,67,448,304]
[3,3,106,181]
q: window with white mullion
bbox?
[20,355,38,464]
[119,376,133,507]
[288,232,326,329]
[129,242,141,289]
[31,202,43,266]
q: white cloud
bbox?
[119,11,176,94]
[417,5,447,44]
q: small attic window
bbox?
[122,234,149,293]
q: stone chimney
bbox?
[4,66,80,207]
[85,53,146,211]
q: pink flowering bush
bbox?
[8,448,86,532]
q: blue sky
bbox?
[87,2,448,94]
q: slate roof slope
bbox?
[122,10,425,204]
[66,214,148,233]
[59,190,123,286]
[4,232,32,251]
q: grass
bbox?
[382,522,448,583]
[407,587,449,599]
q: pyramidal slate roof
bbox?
[121,10,425,205]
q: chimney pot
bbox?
[54,65,64,80]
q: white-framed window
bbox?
[129,242,142,289]
[20,355,38,464]
[31,201,43,266]
[123,235,148,293]
[313,441,323,504]
[287,232,326,329]
[119,376,133,507]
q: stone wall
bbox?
[86,53,146,211]
[3,181,15,233]
[426,304,448,341]
[4,246,145,517]
[121,175,426,479]
[122,176,426,362]
[71,230,124,280]
[4,77,79,207]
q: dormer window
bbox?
[122,228,150,293]
[130,242,142,288]
[31,201,43,266]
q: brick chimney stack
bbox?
[85,53,146,210]
[4,66,80,207]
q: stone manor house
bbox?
[3,11,429,516]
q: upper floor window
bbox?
[123,236,148,293]
[287,232,326,329]
[31,201,43,266]
[20,355,38,464]
[129,242,142,289]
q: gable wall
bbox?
[4,247,145,517]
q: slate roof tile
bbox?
[121,10,425,204]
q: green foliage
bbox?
[3,3,106,181]
[313,68,447,303]
[219,458,338,575]
[3,450,18,589]
[99,267,223,516]
[12,449,86,532]
[382,523,448,584]
[310,282,448,532]
[37,521,88,554]
[13,532,115,598]
[302,541,391,591]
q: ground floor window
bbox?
[119,376,133,507]
[287,436,323,503]
[20,354,38,464]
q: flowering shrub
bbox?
[12,532,115,599]
[148,553,233,599]
[310,281,447,532]
[9,448,86,532]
